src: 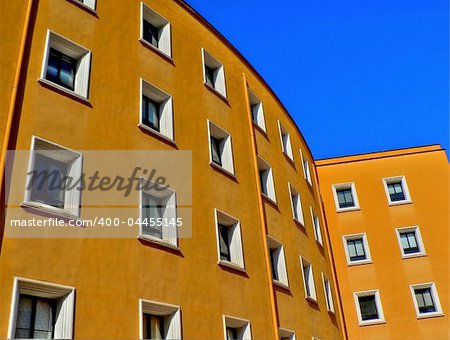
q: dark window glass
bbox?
[400,232,420,254]
[143,20,160,47]
[303,264,311,297]
[358,295,379,321]
[259,169,268,195]
[15,295,56,339]
[142,193,164,239]
[347,238,366,261]
[142,95,160,132]
[46,48,77,90]
[143,313,164,339]
[387,182,406,201]
[205,65,216,87]
[336,188,354,208]
[218,223,231,261]
[210,136,222,166]
[250,103,258,122]
[415,288,436,314]
[269,248,279,281]
[226,327,238,340]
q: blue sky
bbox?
[185,0,449,159]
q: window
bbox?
[321,273,335,313]
[343,233,372,265]
[140,3,172,57]
[140,79,174,141]
[202,49,227,97]
[23,137,82,217]
[288,184,304,225]
[279,328,295,340]
[140,179,178,247]
[223,315,251,340]
[208,121,235,175]
[278,121,294,161]
[395,226,426,258]
[332,182,360,212]
[258,157,276,202]
[73,0,96,10]
[248,89,266,132]
[410,283,443,318]
[8,278,75,339]
[300,257,317,301]
[40,30,91,99]
[140,299,181,340]
[383,176,412,205]
[300,150,312,186]
[215,209,245,269]
[268,237,289,287]
[354,290,385,325]
[310,207,323,245]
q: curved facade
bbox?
[0,0,343,339]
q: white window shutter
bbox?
[54,291,75,339]
[165,309,181,339]
[66,156,82,217]
[75,52,91,98]
[221,136,234,173]
[256,103,266,131]
[285,135,293,159]
[241,323,252,340]
[160,98,174,140]
[159,24,171,57]
[267,169,275,201]
[162,192,177,246]
[277,247,288,286]
[229,223,244,268]
[215,66,226,97]
[296,194,304,224]
[83,0,95,9]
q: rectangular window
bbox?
[300,257,317,301]
[248,89,266,132]
[140,300,181,340]
[278,121,294,161]
[140,2,172,57]
[140,79,174,141]
[268,237,289,287]
[15,295,56,338]
[208,121,234,175]
[279,328,295,340]
[322,274,335,313]
[410,283,443,318]
[336,188,354,208]
[310,207,323,245]
[288,184,304,225]
[354,290,385,325]
[396,226,426,258]
[223,315,251,340]
[300,150,312,186]
[343,233,372,265]
[332,182,360,212]
[202,49,227,98]
[383,176,412,205]
[215,209,245,269]
[40,30,91,99]
[258,157,276,202]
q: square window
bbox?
[24,137,82,217]
[215,210,245,269]
[343,233,372,265]
[278,121,294,161]
[258,157,276,202]
[332,183,360,212]
[8,278,75,339]
[300,150,312,186]
[322,274,335,313]
[410,283,443,318]
[354,290,385,325]
[140,3,172,57]
[140,79,174,141]
[40,30,91,99]
[268,237,289,287]
[288,184,304,225]
[223,315,251,340]
[279,328,296,340]
[396,226,426,258]
[248,89,266,132]
[140,299,181,340]
[382,176,412,205]
[310,207,323,245]
[208,121,235,175]
[140,179,178,247]
[202,49,227,98]
[300,257,317,301]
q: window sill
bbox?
[66,0,98,16]
[336,206,361,213]
[416,312,444,319]
[388,200,413,207]
[218,260,246,273]
[138,123,177,147]
[358,319,386,327]
[261,193,278,208]
[21,201,80,221]
[315,239,324,248]
[273,280,290,291]
[283,152,296,167]
[327,309,336,316]
[347,260,373,267]
[252,121,268,139]
[204,83,230,106]
[139,38,174,64]
[401,252,427,260]
[209,161,237,181]
[138,235,180,252]
[293,218,305,229]
[38,78,91,104]
[305,295,318,304]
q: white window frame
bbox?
[139,299,181,340]
[139,78,174,142]
[300,149,312,186]
[395,226,426,259]
[332,182,360,212]
[214,209,245,270]
[410,282,444,319]
[279,327,296,340]
[257,156,276,203]
[354,290,385,326]
[23,136,82,218]
[268,236,289,288]
[140,2,172,58]
[321,273,335,313]
[278,121,294,161]
[68,0,96,11]
[300,257,317,302]
[382,176,412,205]
[139,178,178,249]
[222,315,251,340]
[40,30,91,100]
[288,184,304,226]
[310,207,323,246]
[342,233,372,266]
[8,277,75,339]
[202,48,227,98]
[248,89,266,132]
[207,120,235,175]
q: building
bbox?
[316,145,449,339]
[0,0,344,339]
